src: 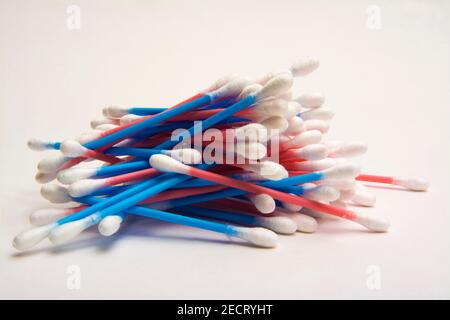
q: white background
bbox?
[0,0,449,299]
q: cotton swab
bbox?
[149,155,389,232]
[47,196,279,248]
[356,174,429,191]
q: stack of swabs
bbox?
[13,58,429,250]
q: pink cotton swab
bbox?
[150,154,390,232]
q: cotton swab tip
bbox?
[35,171,57,184]
[248,194,276,214]
[57,167,97,184]
[27,138,54,151]
[149,154,188,174]
[297,144,328,161]
[103,105,128,118]
[322,163,361,180]
[60,140,88,157]
[353,212,390,232]
[257,72,293,100]
[331,142,367,158]
[68,179,107,197]
[37,154,68,173]
[49,217,94,244]
[257,216,297,234]
[296,92,325,108]
[290,58,320,77]
[392,176,429,191]
[304,184,340,202]
[289,213,318,233]
[40,184,71,203]
[234,227,278,248]
[12,223,57,250]
[98,215,123,236]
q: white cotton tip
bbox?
[285,102,301,120]
[261,116,289,132]
[49,217,95,244]
[301,106,335,121]
[98,215,123,236]
[95,123,118,131]
[68,179,107,197]
[235,123,269,143]
[283,130,323,150]
[322,163,361,180]
[27,138,54,151]
[257,216,297,234]
[237,83,263,100]
[353,212,390,232]
[255,98,289,117]
[290,58,320,77]
[324,140,342,149]
[295,92,325,108]
[303,184,340,202]
[330,200,348,209]
[234,227,278,248]
[324,178,356,191]
[279,91,293,101]
[77,131,102,144]
[352,185,376,207]
[205,73,240,92]
[60,140,88,157]
[254,69,287,85]
[303,119,330,133]
[285,116,306,135]
[166,148,202,164]
[247,194,276,214]
[290,212,318,233]
[149,154,188,174]
[296,144,328,161]
[40,184,71,203]
[236,142,267,160]
[12,223,57,250]
[35,171,57,184]
[30,208,72,226]
[392,176,429,191]
[210,78,250,99]
[57,167,97,184]
[120,114,142,125]
[102,105,129,118]
[257,72,293,100]
[300,207,327,219]
[281,195,303,212]
[290,158,336,171]
[338,189,356,201]
[244,161,288,181]
[90,118,117,129]
[330,142,367,158]
[37,154,69,173]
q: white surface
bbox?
[1,0,449,299]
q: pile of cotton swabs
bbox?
[13,58,429,250]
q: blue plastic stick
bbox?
[176,205,258,226]
[77,197,237,236]
[84,94,212,150]
[156,95,257,150]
